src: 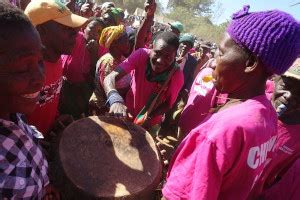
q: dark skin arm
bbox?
[86,39,99,83]
[134,0,156,50]
[103,67,131,117]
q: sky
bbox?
[158,0,300,25]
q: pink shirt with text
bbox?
[250,121,300,198]
[163,95,278,200]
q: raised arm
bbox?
[134,0,156,50]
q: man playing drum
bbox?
[103,31,184,134]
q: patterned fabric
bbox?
[99,25,125,49]
[0,114,49,199]
[38,78,63,106]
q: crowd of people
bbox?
[1,0,300,199]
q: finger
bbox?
[122,111,127,118]
[127,113,133,119]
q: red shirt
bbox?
[28,59,63,135]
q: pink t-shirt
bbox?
[163,95,278,200]
[119,48,184,125]
[265,80,275,100]
[249,121,300,198]
[179,67,228,134]
[262,159,300,200]
[179,67,216,134]
[61,32,107,83]
[180,70,274,135]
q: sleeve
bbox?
[119,48,148,73]
[166,70,184,108]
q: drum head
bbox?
[53,116,162,199]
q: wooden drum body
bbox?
[50,116,162,199]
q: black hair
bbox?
[153,31,179,50]
[88,16,105,25]
[0,2,34,40]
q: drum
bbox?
[49,116,162,200]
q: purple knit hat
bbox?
[227,5,300,75]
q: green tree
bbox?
[168,0,215,15]
[95,0,162,14]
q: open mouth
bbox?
[22,92,40,99]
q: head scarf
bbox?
[106,7,124,25]
[99,24,125,49]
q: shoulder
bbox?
[134,48,150,56]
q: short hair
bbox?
[153,31,179,50]
[0,1,34,40]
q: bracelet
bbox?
[106,90,124,106]
[106,89,118,96]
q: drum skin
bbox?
[50,116,162,200]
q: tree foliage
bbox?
[165,0,226,43]
[95,0,162,14]
[168,0,215,15]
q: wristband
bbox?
[106,90,124,106]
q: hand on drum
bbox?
[109,102,133,119]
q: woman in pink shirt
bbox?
[163,6,300,200]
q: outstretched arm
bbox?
[134,0,156,50]
[103,67,129,117]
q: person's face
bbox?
[202,47,210,56]
[81,3,94,18]
[112,33,130,56]
[93,6,102,17]
[171,27,180,37]
[212,33,249,93]
[102,13,117,26]
[40,21,78,56]
[150,39,177,74]
[84,21,102,41]
[272,76,300,117]
[178,41,192,57]
[0,28,45,116]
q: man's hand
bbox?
[144,0,156,17]
[109,102,129,118]
[86,39,99,56]
[80,2,94,18]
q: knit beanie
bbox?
[227,5,300,75]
